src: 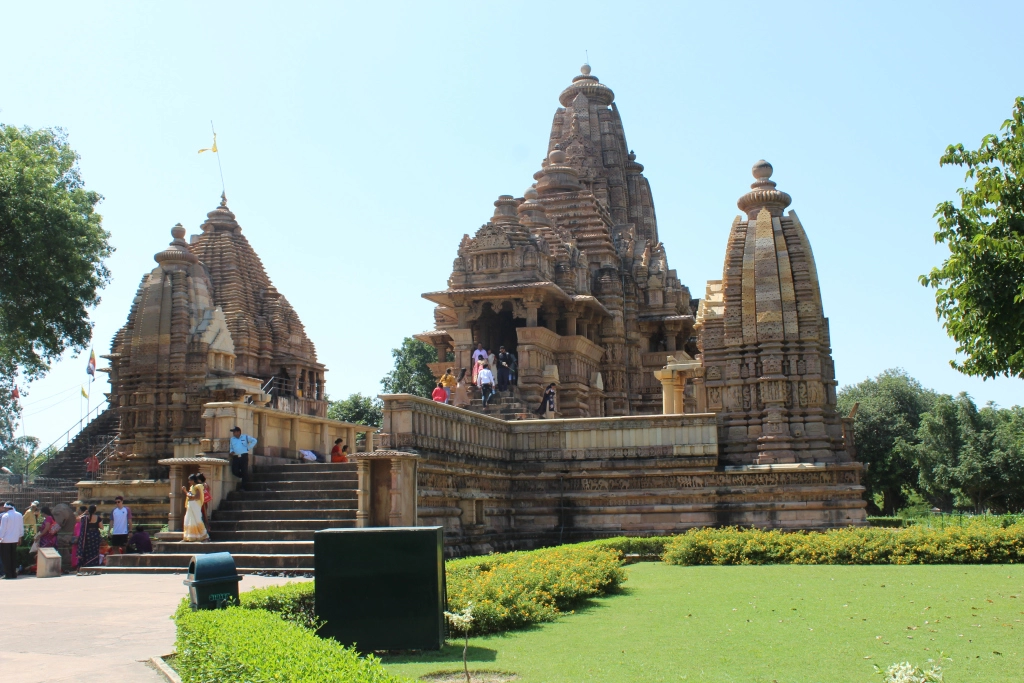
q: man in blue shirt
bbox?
[229,426,257,490]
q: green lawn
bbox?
[382,563,1024,683]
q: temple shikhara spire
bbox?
[694,161,853,466]
[418,65,694,417]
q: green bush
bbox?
[239,581,316,628]
[173,602,406,683]
[662,521,1024,565]
[446,544,625,635]
[584,535,670,559]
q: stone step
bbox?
[207,527,353,541]
[245,479,358,492]
[212,508,357,521]
[249,470,358,482]
[226,489,357,502]
[153,540,313,555]
[103,552,314,570]
[208,519,355,533]
[255,463,357,474]
[217,498,358,511]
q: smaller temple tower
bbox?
[104,196,327,479]
[694,161,853,466]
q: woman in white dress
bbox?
[182,473,209,542]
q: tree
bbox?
[327,393,383,427]
[0,435,40,478]
[837,369,936,515]
[380,337,437,398]
[0,125,112,446]
[921,97,1024,379]
[914,393,1024,513]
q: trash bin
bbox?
[182,552,243,610]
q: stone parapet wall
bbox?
[376,394,866,556]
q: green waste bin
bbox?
[183,552,243,610]
[315,527,445,651]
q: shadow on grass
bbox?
[382,588,631,666]
[382,643,498,665]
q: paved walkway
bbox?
[0,573,308,683]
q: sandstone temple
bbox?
[24,65,865,572]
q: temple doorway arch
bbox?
[472,302,524,354]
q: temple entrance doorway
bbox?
[472,302,524,355]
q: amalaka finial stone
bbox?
[581,63,592,76]
[548,148,566,165]
[737,159,791,218]
[171,223,186,240]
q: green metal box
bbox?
[315,527,445,651]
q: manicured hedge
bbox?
[173,602,404,683]
[866,516,916,528]
[585,535,669,560]
[445,544,625,634]
[240,581,316,628]
[662,522,1024,565]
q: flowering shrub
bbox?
[876,661,943,682]
[662,521,1024,565]
[446,545,626,634]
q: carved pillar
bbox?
[355,459,370,528]
[525,302,540,327]
[389,459,403,527]
[167,464,184,532]
[288,418,298,457]
[673,376,686,414]
[347,426,357,453]
[564,311,578,336]
[364,430,374,453]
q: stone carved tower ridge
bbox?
[696,161,849,466]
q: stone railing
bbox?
[378,394,717,464]
[509,413,718,463]
[379,394,512,461]
[200,401,375,461]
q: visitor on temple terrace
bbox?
[431,381,447,403]
[440,367,457,402]
[477,362,495,407]
[229,425,257,490]
[0,502,24,579]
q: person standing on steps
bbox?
[453,368,470,408]
[84,452,100,478]
[229,426,257,491]
[535,383,557,418]
[477,363,495,407]
[471,343,487,384]
[497,346,513,392]
[440,368,457,403]
[110,496,132,551]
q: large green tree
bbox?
[922,97,1024,379]
[327,392,383,427]
[380,337,437,398]
[837,369,936,515]
[0,125,111,446]
[914,393,1024,513]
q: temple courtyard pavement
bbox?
[0,573,308,683]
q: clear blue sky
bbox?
[3,1,1021,447]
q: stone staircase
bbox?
[101,461,358,574]
[466,387,537,420]
[36,408,120,483]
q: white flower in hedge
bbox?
[877,661,943,683]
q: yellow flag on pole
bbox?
[199,133,218,154]
[81,386,89,398]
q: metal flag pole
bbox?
[211,120,226,197]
